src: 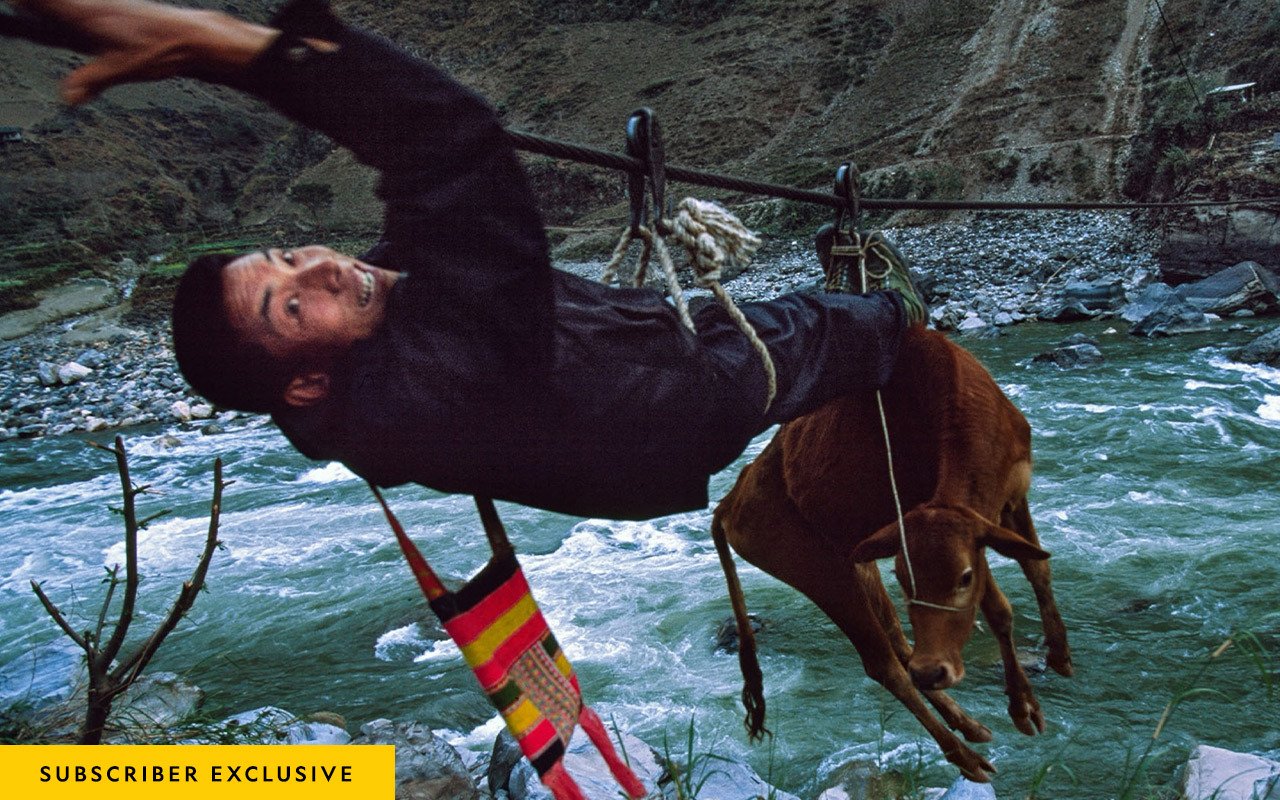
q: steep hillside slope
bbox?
[1,0,1277,296]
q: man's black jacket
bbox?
[249,1,773,519]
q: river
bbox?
[1,320,1277,798]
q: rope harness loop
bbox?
[602,109,776,410]
[825,163,970,614]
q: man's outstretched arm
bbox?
[11,0,278,103]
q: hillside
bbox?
[2,0,1278,307]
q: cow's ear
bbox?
[979,524,1050,561]
[850,521,903,563]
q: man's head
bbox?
[172,246,400,412]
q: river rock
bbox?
[1231,325,1280,366]
[0,642,83,712]
[57,362,93,385]
[1173,262,1280,315]
[190,402,215,420]
[817,759,907,800]
[197,706,351,745]
[1125,285,1211,336]
[656,754,800,800]
[1032,333,1104,368]
[1042,300,1098,322]
[1180,744,1280,800]
[352,718,476,800]
[35,671,207,741]
[714,614,763,654]
[956,313,990,333]
[939,776,998,799]
[75,349,109,369]
[489,729,525,796]
[505,726,663,800]
[109,672,204,732]
[169,400,192,421]
[37,361,60,386]
[1063,280,1125,312]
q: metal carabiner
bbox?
[625,107,669,236]
[833,161,861,235]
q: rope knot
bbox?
[602,197,775,410]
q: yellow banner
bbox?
[2,745,394,799]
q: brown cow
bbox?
[711,324,1073,782]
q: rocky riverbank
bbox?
[3,210,1278,443]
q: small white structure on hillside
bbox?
[1206,82,1257,104]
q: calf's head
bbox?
[849,504,1050,691]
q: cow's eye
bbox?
[958,568,974,589]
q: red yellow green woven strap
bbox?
[369,485,645,800]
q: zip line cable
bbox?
[505,127,1280,213]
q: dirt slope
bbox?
[1,0,1277,273]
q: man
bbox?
[16,0,925,520]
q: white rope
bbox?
[854,235,968,613]
[603,198,776,410]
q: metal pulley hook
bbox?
[625,107,670,236]
[833,161,862,234]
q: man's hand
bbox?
[12,0,276,103]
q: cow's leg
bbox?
[979,566,1044,736]
[722,454,994,781]
[1003,496,1073,677]
[829,571,996,782]
[867,581,993,743]
[757,555,996,782]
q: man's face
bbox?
[222,246,401,362]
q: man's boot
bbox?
[816,223,928,326]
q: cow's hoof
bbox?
[950,745,997,783]
[1048,649,1074,677]
[1009,697,1046,736]
[956,718,993,743]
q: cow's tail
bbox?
[711,514,770,741]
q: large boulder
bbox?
[1157,208,1280,283]
[655,752,800,800]
[352,718,475,800]
[1231,325,1280,367]
[182,705,350,746]
[816,759,907,800]
[1174,261,1280,315]
[107,672,204,733]
[1123,284,1211,336]
[1032,333,1105,369]
[1181,745,1280,800]
[939,776,999,799]
[1063,280,1125,312]
[505,726,663,800]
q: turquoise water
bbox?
[1,321,1278,797]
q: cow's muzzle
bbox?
[909,660,962,691]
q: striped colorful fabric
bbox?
[371,487,646,800]
[431,551,580,775]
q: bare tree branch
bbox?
[30,580,89,652]
[115,459,224,684]
[33,437,226,744]
[95,565,121,644]
[97,436,139,670]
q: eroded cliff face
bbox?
[1,0,1277,272]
